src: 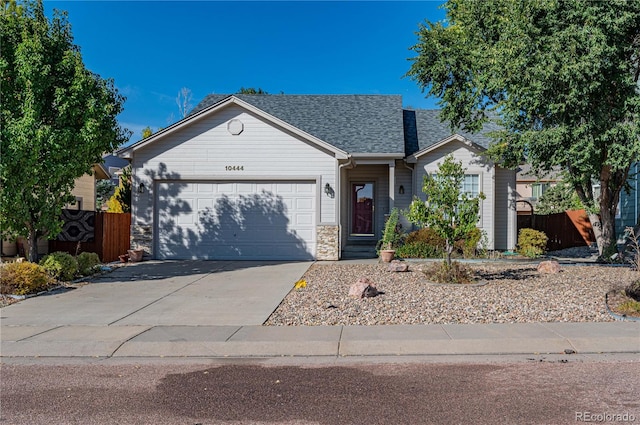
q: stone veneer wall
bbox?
[131,224,152,256]
[316,225,340,260]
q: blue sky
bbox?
[45,1,446,146]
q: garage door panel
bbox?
[197,183,214,193]
[157,180,316,260]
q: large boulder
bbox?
[537,260,561,274]
[349,277,379,298]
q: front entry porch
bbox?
[340,161,402,259]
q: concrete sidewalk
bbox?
[2,322,638,359]
[1,260,639,361]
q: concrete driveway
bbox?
[0,261,312,327]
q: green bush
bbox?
[40,251,78,281]
[77,252,101,276]
[377,208,403,253]
[396,241,444,259]
[517,228,548,258]
[0,262,55,295]
[455,227,483,258]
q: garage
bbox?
[155,181,316,260]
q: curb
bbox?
[605,292,640,322]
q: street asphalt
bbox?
[1,260,639,361]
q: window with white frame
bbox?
[462,174,480,197]
[531,182,549,200]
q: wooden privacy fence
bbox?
[517,209,595,251]
[49,210,131,262]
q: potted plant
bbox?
[127,249,144,262]
[378,208,401,262]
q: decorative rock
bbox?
[388,260,409,272]
[537,260,561,274]
[349,277,378,298]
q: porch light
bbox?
[324,183,334,198]
[138,182,145,194]
[399,185,405,195]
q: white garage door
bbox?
[156,181,316,260]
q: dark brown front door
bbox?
[351,183,374,236]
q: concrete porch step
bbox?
[342,244,377,260]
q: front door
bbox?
[351,182,374,236]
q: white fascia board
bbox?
[116,95,349,160]
[350,152,405,159]
[406,134,486,163]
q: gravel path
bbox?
[265,262,637,326]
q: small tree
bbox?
[407,155,485,267]
[237,87,268,94]
[535,182,585,215]
[96,179,116,211]
[106,166,131,213]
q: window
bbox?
[462,174,480,197]
[531,183,549,200]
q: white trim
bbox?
[389,162,395,211]
[406,134,486,163]
[117,96,349,160]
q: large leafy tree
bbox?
[406,0,640,258]
[0,0,130,261]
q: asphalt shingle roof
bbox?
[191,94,406,155]
[410,109,501,155]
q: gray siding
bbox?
[494,166,517,250]
[394,160,414,230]
[414,141,500,250]
[616,163,640,240]
[131,105,337,252]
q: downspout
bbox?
[337,156,354,259]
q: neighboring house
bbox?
[3,163,111,258]
[515,164,561,215]
[617,162,640,241]
[68,163,110,211]
[117,94,517,261]
[102,154,129,186]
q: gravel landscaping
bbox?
[265,262,638,326]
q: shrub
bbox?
[517,228,548,258]
[40,251,78,281]
[377,208,403,253]
[455,227,483,258]
[0,262,55,295]
[77,252,101,276]
[405,227,446,249]
[424,261,474,284]
[396,241,444,259]
[625,280,640,302]
[618,299,640,314]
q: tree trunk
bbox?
[595,210,618,260]
[28,231,39,263]
[445,240,453,267]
